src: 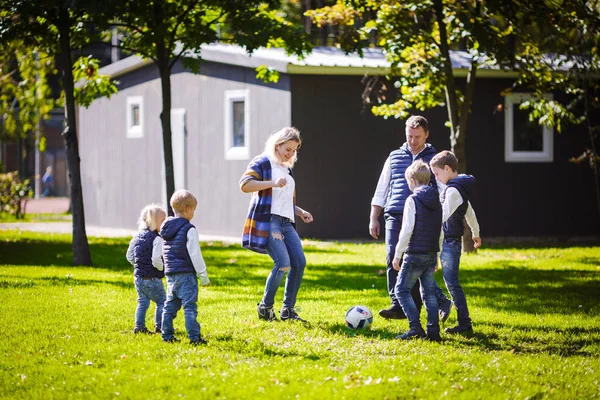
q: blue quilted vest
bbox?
[406,185,442,254]
[443,174,476,238]
[160,217,195,275]
[385,143,437,214]
[132,229,164,279]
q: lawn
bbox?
[0,230,599,399]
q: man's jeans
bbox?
[395,253,440,334]
[161,273,200,341]
[441,237,472,327]
[385,213,448,310]
[261,215,306,309]
[134,276,166,331]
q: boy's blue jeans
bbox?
[261,215,306,309]
[395,253,440,334]
[385,213,449,310]
[441,237,471,327]
[161,273,201,341]
[134,276,166,331]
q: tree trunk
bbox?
[58,6,92,266]
[156,49,175,216]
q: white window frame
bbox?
[505,92,553,162]
[224,89,250,160]
[126,96,144,138]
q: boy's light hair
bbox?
[138,204,166,231]
[405,115,429,133]
[264,126,302,168]
[430,150,458,172]
[170,189,197,215]
[405,159,431,186]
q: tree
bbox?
[109,0,310,215]
[506,0,600,221]
[308,0,517,250]
[0,0,118,265]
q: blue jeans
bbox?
[395,253,439,334]
[161,273,200,341]
[385,213,448,310]
[134,276,166,330]
[261,215,306,309]
[441,237,471,327]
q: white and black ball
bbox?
[345,305,373,330]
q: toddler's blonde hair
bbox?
[405,159,431,186]
[138,204,166,231]
[264,127,302,168]
[170,189,197,215]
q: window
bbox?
[505,93,553,162]
[224,90,250,160]
[126,96,143,138]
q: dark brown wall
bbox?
[291,74,600,239]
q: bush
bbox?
[0,171,33,219]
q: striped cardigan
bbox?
[239,154,295,254]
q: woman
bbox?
[239,127,313,323]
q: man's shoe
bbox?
[439,299,453,323]
[425,333,442,342]
[280,307,307,323]
[133,327,152,334]
[379,306,407,320]
[190,337,208,346]
[162,337,181,343]
[395,327,426,340]
[445,325,473,335]
[257,303,277,322]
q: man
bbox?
[369,115,452,320]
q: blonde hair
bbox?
[170,189,197,215]
[138,204,166,231]
[264,127,302,168]
[405,160,431,186]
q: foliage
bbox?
[0,172,33,219]
[72,56,118,108]
[0,40,56,140]
[0,231,599,398]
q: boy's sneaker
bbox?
[162,337,181,343]
[439,299,453,323]
[133,327,152,334]
[257,303,277,322]
[395,327,426,340]
[190,337,208,346]
[280,307,307,323]
[425,332,442,342]
[445,325,473,335]
[378,306,407,320]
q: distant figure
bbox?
[41,166,53,197]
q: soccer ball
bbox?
[345,305,373,330]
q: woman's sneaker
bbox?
[445,325,473,334]
[280,307,307,323]
[257,303,277,321]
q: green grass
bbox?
[0,231,599,399]
[0,213,71,223]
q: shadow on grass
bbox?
[211,333,321,360]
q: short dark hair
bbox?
[430,150,458,172]
[405,115,429,133]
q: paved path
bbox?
[0,221,239,243]
[23,197,71,214]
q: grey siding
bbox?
[79,60,291,236]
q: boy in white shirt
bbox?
[160,190,210,345]
[430,151,481,334]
